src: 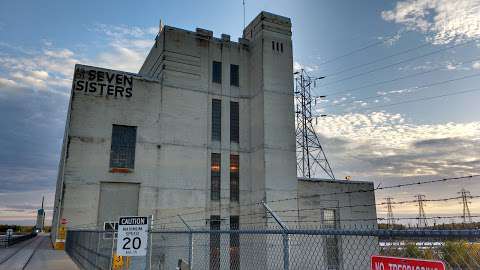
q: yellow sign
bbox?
[58,226,66,240]
[112,253,130,270]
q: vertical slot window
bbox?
[212,99,222,141]
[230,155,239,202]
[212,61,222,83]
[230,216,240,270]
[230,101,239,143]
[210,215,221,270]
[230,64,239,87]
[211,153,221,201]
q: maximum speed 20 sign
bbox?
[116,216,149,256]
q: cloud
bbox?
[314,112,480,178]
[381,0,480,44]
[293,61,319,73]
[473,62,480,69]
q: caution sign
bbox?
[116,216,148,256]
[371,255,445,270]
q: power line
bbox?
[318,39,477,88]
[69,174,480,229]
[323,41,431,78]
[325,86,480,114]
[318,40,384,65]
[316,57,480,99]
[320,72,480,109]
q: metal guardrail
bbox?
[0,232,37,248]
[66,229,480,270]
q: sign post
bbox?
[371,255,446,270]
[116,216,149,257]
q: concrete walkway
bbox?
[25,234,79,270]
[0,233,78,270]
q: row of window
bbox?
[272,41,284,53]
[211,153,239,202]
[212,99,239,143]
[212,61,239,87]
[210,215,239,270]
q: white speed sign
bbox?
[116,216,149,256]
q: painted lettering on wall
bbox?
[73,67,133,98]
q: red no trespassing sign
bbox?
[371,255,446,270]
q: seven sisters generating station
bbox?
[52,11,377,269]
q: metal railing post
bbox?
[147,215,153,270]
[262,201,290,270]
[178,215,193,268]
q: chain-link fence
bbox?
[66,229,480,270]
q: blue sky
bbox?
[0,0,479,225]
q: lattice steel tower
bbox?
[294,69,335,179]
[385,197,395,229]
[459,189,473,223]
[415,194,428,228]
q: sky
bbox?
[0,0,479,226]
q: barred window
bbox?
[211,153,221,201]
[212,61,222,83]
[230,101,239,143]
[109,125,136,169]
[230,216,240,270]
[323,209,339,270]
[230,64,239,87]
[210,215,221,270]
[212,99,222,141]
[230,155,239,202]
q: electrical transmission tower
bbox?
[415,194,428,228]
[294,69,335,179]
[459,189,473,223]
[385,197,395,229]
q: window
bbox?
[323,209,339,270]
[212,61,222,83]
[230,101,239,143]
[211,153,221,201]
[280,43,283,53]
[230,64,239,87]
[230,216,240,270]
[210,215,221,270]
[212,99,222,141]
[230,155,239,202]
[272,41,275,50]
[109,125,136,169]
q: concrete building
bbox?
[52,11,377,269]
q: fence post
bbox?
[178,215,193,268]
[262,201,289,270]
[146,215,153,270]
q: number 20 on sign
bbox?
[116,216,149,256]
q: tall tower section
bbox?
[243,12,297,211]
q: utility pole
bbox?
[459,189,473,224]
[294,69,335,179]
[415,194,427,228]
[385,197,395,229]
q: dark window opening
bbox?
[212,61,222,83]
[230,64,239,87]
[230,101,239,143]
[210,215,221,270]
[109,125,136,169]
[280,43,283,53]
[276,42,279,51]
[272,41,275,50]
[212,99,222,141]
[230,216,240,270]
[323,209,339,270]
[230,155,239,202]
[211,153,221,201]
